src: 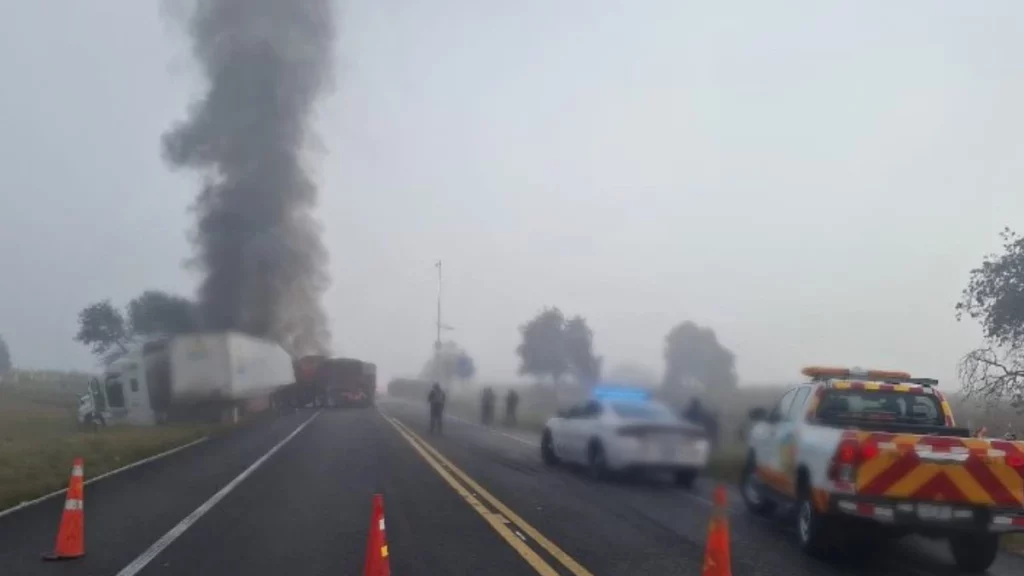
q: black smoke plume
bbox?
[162,0,334,355]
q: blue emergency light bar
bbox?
[591,385,651,402]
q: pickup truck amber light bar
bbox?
[802,366,913,381]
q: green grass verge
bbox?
[1004,534,1024,555]
[0,388,219,511]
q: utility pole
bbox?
[434,260,442,383]
[435,260,442,350]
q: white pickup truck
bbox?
[741,366,1024,573]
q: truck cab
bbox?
[741,366,1024,573]
[86,351,160,425]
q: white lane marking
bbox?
[0,436,209,519]
[113,412,320,576]
[445,413,539,447]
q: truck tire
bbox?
[949,533,999,574]
[82,415,103,433]
[796,481,836,559]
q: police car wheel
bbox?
[541,430,559,466]
[673,469,696,489]
[949,533,999,574]
[587,441,609,480]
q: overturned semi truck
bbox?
[80,332,295,426]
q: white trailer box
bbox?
[169,333,294,403]
[96,332,294,425]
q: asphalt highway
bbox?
[2,398,1023,575]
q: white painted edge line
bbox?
[445,413,539,448]
[114,410,320,576]
[0,436,210,520]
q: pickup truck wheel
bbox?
[949,533,999,574]
[796,489,835,558]
[541,430,559,466]
[740,456,775,516]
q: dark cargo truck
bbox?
[321,358,377,408]
[271,354,326,409]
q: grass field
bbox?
[0,387,217,511]
[1005,535,1024,554]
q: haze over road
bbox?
[2,403,1023,575]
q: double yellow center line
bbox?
[385,415,594,576]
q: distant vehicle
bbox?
[319,358,376,408]
[78,332,294,426]
[540,387,710,487]
[386,378,434,400]
[741,366,1024,573]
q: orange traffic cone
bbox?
[43,458,85,561]
[363,493,390,576]
[702,485,731,576]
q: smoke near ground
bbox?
[161,0,335,355]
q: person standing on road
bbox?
[505,389,519,426]
[428,382,447,434]
[481,387,495,426]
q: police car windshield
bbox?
[610,401,677,422]
[816,390,945,426]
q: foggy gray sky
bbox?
[2,1,1023,387]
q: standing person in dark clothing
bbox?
[428,382,446,434]
[481,387,496,425]
[505,389,520,426]
[683,398,719,447]
[683,398,705,424]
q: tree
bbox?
[128,291,199,337]
[0,334,11,376]
[564,315,602,386]
[75,300,130,358]
[957,228,1024,407]
[75,291,198,364]
[515,307,602,385]
[421,341,476,385]
[517,308,569,384]
[662,321,737,392]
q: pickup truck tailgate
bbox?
[854,432,1024,507]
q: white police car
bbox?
[540,387,710,487]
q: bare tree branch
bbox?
[958,347,1024,412]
